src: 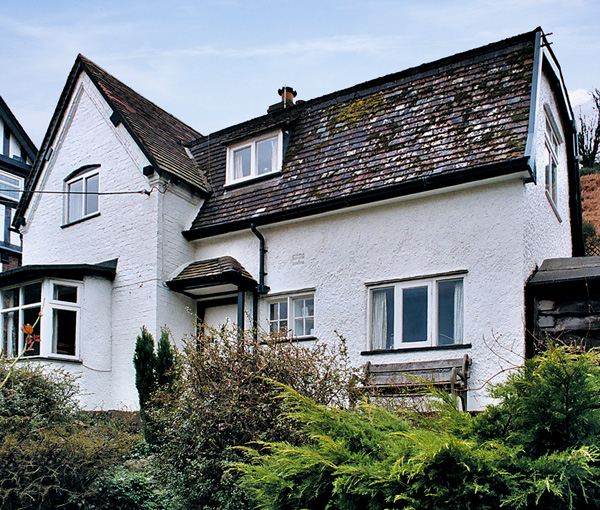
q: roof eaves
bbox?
[184,157,532,241]
[0,95,37,161]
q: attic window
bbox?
[64,166,100,225]
[226,131,282,185]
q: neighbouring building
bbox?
[1,27,582,411]
[0,96,36,271]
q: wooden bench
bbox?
[366,354,471,410]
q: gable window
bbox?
[543,107,562,210]
[0,280,81,359]
[65,167,99,224]
[227,131,282,185]
[370,277,463,350]
[268,293,315,338]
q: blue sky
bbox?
[1,0,599,147]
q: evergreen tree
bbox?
[133,326,156,410]
[156,327,175,388]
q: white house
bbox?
[2,27,582,411]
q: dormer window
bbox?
[226,131,282,185]
[64,165,100,225]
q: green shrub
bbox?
[76,460,181,510]
[149,326,363,510]
[237,345,600,510]
[0,361,138,510]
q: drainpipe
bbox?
[251,224,270,340]
[251,224,270,294]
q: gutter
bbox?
[184,156,532,241]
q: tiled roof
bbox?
[80,56,209,194]
[168,256,256,292]
[186,29,538,239]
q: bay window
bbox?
[0,280,80,358]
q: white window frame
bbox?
[368,276,464,350]
[47,280,81,359]
[65,170,99,224]
[268,292,315,339]
[543,105,562,211]
[0,279,82,360]
[226,130,283,186]
[0,169,23,202]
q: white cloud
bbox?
[100,35,408,61]
[570,89,591,107]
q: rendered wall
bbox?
[194,174,571,410]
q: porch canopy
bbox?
[167,256,257,331]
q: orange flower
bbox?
[21,324,34,335]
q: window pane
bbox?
[438,279,463,345]
[402,286,428,343]
[2,310,17,356]
[294,318,305,336]
[270,302,278,321]
[85,174,99,215]
[54,284,78,303]
[256,137,277,175]
[2,288,19,309]
[233,147,251,179]
[279,301,288,320]
[23,283,41,305]
[22,306,41,356]
[304,318,314,336]
[371,288,394,350]
[293,297,314,337]
[68,179,83,223]
[53,308,77,356]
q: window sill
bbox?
[17,355,82,364]
[225,171,282,190]
[545,191,562,223]
[361,343,471,356]
[61,211,101,228]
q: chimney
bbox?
[268,86,298,113]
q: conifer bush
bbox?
[237,345,600,510]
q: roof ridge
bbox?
[188,27,540,145]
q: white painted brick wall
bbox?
[21,74,200,410]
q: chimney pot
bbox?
[278,86,297,106]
